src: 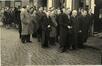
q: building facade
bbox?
[0,0,29,9]
[0,0,96,13]
[47,0,95,13]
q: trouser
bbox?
[37,28,42,42]
[18,24,22,39]
[56,26,60,42]
[21,34,30,43]
[41,31,49,47]
[77,32,84,48]
[68,33,78,49]
[59,32,70,49]
[26,34,30,41]
[32,32,37,38]
[49,37,55,45]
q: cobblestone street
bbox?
[0,27,101,66]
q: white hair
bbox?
[72,10,77,13]
[81,10,87,16]
[72,10,77,17]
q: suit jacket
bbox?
[78,15,90,32]
[70,16,79,33]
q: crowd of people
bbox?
[0,6,21,29]
[0,6,94,52]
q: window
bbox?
[5,1,11,7]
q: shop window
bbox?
[5,1,11,7]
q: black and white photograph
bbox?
[0,0,102,66]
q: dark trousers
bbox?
[49,37,55,45]
[68,32,78,49]
[26,34,30,41]
[32,32,37,38]
[59,31,70,50]
[56,27,60,42]
[37,28,42,42]
[77,32,84,48]
[21,34,30,43]
[18,23,22,39]
[41,31,49,47]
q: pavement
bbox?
[86,34,102,50]
[0,27,102,66]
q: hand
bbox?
[79,30,82,32]
[67,26,72,29]
[48,25,51,28]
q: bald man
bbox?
[69,10,79,50]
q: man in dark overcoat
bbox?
[58,9,71,52]
[70,10,79,50]
[38,7,50,48]
[78,10,90,48]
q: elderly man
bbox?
[70,10,79,50]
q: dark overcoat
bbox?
[78,15,90,42]
[59,13,70,46]
[38,12,50,46]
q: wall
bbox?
[21,0,29,7]
[47,0,53,9]
[91,0,95,13]
[66,0,72,10]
